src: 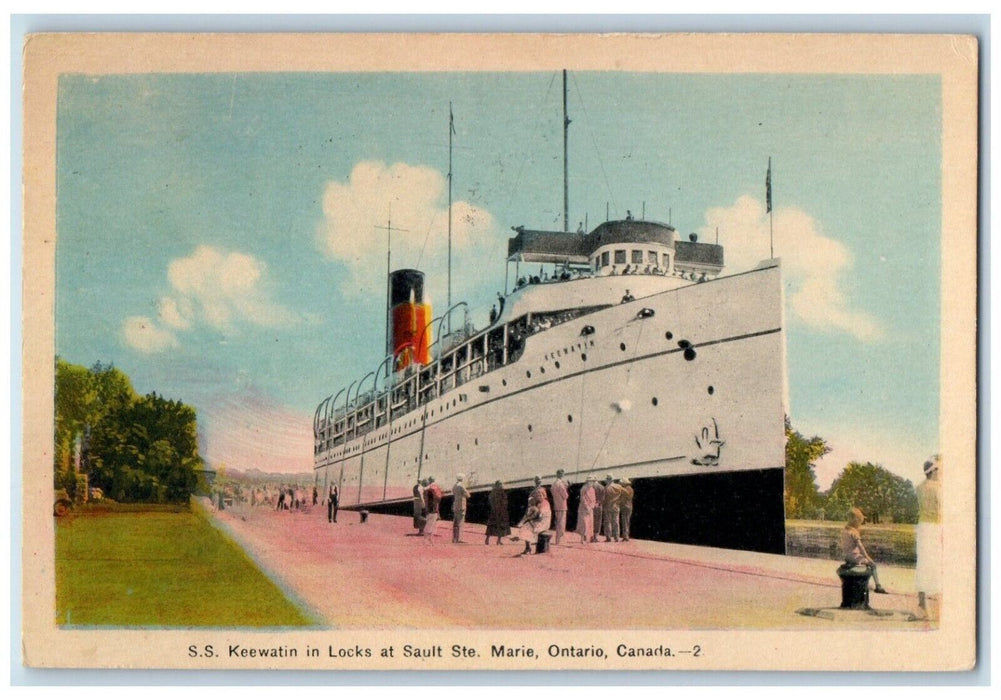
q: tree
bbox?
[56,360,201,504]
[826,461,919,524]
[784,417,829,519]
[54,359,138,495]
[54,359,96,482]
[88,390,202,504]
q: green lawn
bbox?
[56,506,314,627]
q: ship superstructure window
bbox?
[594,258,600,272]
[614,250,626,264]
[601,251,610,267]
[631,250,643,264]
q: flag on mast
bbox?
[765,157,772,213]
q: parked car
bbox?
[53,489,72,517]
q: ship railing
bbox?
[314,304,604,455]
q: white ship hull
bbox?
[315,262,786,551]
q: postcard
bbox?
[20,32,978,671]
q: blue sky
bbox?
[55,71,941,487]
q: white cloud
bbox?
[316,161,503,311]
[123,245,300,353]
[122,316,179,354]
[698,195,882,342]
[165,245,297,331]
[158,296,192,330]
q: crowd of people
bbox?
[408,470,636,556]
[510,262,709,292]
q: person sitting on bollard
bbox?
[841,507,888,594]
[514,476,552,556]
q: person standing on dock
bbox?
[328,485,339,523]
[550,469,570,545]
[485,480,510,545]
[576,476,597,544]
[602,476,623,542]
[591,478,605,543]
[916,455,942,618]
[413,480,427,534]
[312,486,318,507]
[619,478,634,541]
[452,474,471,544]
[424,477,442,544]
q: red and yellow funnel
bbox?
[389,269,432,370]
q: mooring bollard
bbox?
[359,510,369,524]
[536,531,552,554]
[837,564,872,610]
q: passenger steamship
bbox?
[312,79,788,553]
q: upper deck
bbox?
[313,217,729,457]
[507,218,723,277]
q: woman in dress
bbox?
[576,476,597,544]
[514,476,552,556]
[916,455,942,618]
[485,480,511,545]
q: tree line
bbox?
[54,358,203,504]
[784,417,919,524]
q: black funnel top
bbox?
[390,269,425,306]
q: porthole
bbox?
[581,353,587,361]
[540,367,546,374]
[665,331,674,340]
[453,399,457,407]
[620,342,626,351]
[527,370,532,378]
[456,444,460,451]
[652,397,659,406]
[502,379,508,386]
[707,386,715,395]
[528,424,533,432]
[567,414,573,423]
[555,361,561,369]
[475,437,479,446]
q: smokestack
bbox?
[389,269,432,370]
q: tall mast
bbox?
[563,69,570,233]
[376,207,407,357]
[447,102,455,334]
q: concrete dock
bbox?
[209,501,935,630]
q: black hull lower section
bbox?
[354,467,786,555]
